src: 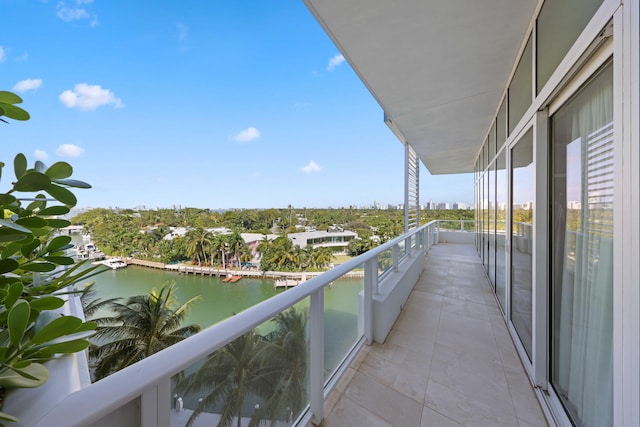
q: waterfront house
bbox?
[288,230,358,253]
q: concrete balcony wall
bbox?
[437,230,475,244]
[371,248,426,343]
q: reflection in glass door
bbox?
[495,151,507,310]
[550,62,613,427]
[488,163,495,288]
[510,129,534,360]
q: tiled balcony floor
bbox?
[321,243,547,427]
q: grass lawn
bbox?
[333,254,355,264]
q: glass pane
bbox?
[324,271,364,380]
[537,0,604,93]
[480,174,485,265]
[497,99,507,147]
[550,62,613,427]
[495,150,507,310]
[172,300,311,426]
[489,126,496,162]
[488,162,496,287]
[510,128,534,360]
[509,34,533,134]
[482,174,488,269]
[476,177,480,251]
[378,248,393,276]
[482,140,488,171]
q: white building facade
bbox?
[288,230,357,252]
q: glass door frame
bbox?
[539,41,615,427]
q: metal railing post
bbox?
[140,378,170,427]
[364,258,378,345]
[392,245,400,271]
[422,229,427,252]
[310,289,325,425]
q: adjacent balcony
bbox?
[10,221,546,427]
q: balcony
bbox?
[11,222,546,427]
[321,243,547,426]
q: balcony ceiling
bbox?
[304,0,538,174]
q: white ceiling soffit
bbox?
[304,0,538,174]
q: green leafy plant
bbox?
[0,92,29,124]
[0,91,101,425]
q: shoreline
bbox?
[121,257,364,280]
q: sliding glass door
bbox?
[510,129,534,360]
[550,61,613,427]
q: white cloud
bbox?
[0,46,5,62]
[301,161,322,174]
[13,78,43,93]
[176,22,189,41]
[34,149,48,160]
[15,53,29,62]
[56,1,97,25]
[59,83,123,110]
[327,54,345,71]
[56,144,84,157]
[232,127,261,143]
[57,4,89,21]
[294,101,310,108]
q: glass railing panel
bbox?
[170,298,311,427]
[377,248,393,276]
[438,220,459,231]
[398,239,407,258]
[323,268,364,381]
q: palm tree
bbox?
[89,282,201,380]
[254,307,309,423]
[309,246,334,270]
[80,283,121,319]
[176,308,309,427]
[211,234,229,268]
[185,227,213,265]
[227,231,245,268]
[176,330,266,427]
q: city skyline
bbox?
[2,1,474,209]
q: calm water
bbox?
[84,264,363,332]
[78,243,364,418]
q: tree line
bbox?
[71,207,474,271]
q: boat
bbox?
[74,242,105,260]
[222,275,232,282]
[229,276,242,283]
[274,279,299,288]
[100,258,128,269]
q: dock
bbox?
[274,279,300,289]
[123,258,365,281]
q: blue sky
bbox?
[2,0,473,209]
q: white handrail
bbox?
[32,221,437,427]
